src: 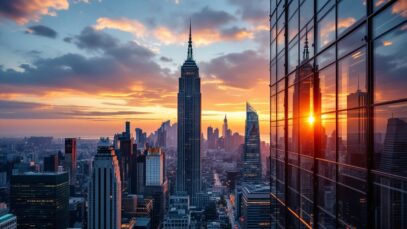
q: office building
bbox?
[163,193,190,229]
[269,0,407,227]
[242,103,262,182]
[65,138,77,185]
[130,152,146,195]
[10,172,69,228]
[43,154,58,172]
[0,212,17,229]
[144,147,168,228]
[88,138,121,229]
[240,184,270,229]
[176,22,202,204]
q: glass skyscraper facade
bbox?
[243,103,262,182]
[269,0,407,228]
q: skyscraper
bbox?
[10,172,69,228]
[176,21,201,204]
[242,103,262,182]
[43,154,58,172]
[207,126,215,149]
[378,118,407,228]
[88,138,121,229]
[223,115,228,138]
[144,147,168,228]
[65,138,77,185]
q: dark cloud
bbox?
[200,50,268,88]
[25,25,57,38]
[228,0,268,23]
[0,0,68,24]
[0,27,175,94]
[63,37,72,43]
[74,26,118,51]
[0,100,151,119]
[191,6,235,30]
[160,56,173,62]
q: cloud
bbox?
[25,25,57,39]
[200,50,268,89]
[190,6,235,30]
[228,0,268,23]
[94,17,146,38]
[0,27,175,95]
[160,56,173,62]
[73,26,119,51]
[0,0,69,24]
[92,6,251,46]
[0,100,151,119]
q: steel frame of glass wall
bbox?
[269,0,407,228]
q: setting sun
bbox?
[308,115,315,125]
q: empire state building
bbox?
[176,22,201,204]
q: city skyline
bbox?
[0,0,270,139]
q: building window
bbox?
[374,23,407,103]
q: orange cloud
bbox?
[94,17,146,37]
[0,0,69,24]
[392,1,407,18]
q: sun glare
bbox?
[308,115,315,125]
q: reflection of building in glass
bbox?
[270,1,407,228]
[242,103,262,182]
[346,89,367,165]
[377,118,407,228]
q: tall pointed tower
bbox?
[176,21,201,204]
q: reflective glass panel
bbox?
[338,48,367,110]
[373,1,407,38]
[319,64,336,113]
[374,23,407,103]
[317,8,335,52]
[338,0,365,35]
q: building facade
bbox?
[240,184,270,229]
[10,172,69,228]
[176,22,202,204]
[242,103,262,182]
[269,0,407,228]
[65,138,77,185]
[0,213,17,229]
[88,138,121,229]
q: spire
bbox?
[303,30,309,61]
[224,115,227,122]
[187,19,193,60]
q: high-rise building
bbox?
[240,184,270,229]
[130,151,146,194]
[163,193,190,229]
[213,128,219,148]
[10,172,69,228]
[43,154,58,172]
[0,212,17,229]
[222,115,228,138]
[242,103,262,182]
[176,21,201,204]
[145,148,167,225]
[88,138,121,229]
[146,148,164,186]
[377,118,407,228]
[269,0,407,228]
[135,128,147,150]
[207,126,215,149]
[65,138,77,185]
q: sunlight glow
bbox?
[308,115,315,125]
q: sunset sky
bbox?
[0,0,270,140]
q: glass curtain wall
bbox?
[270,0,407,228]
